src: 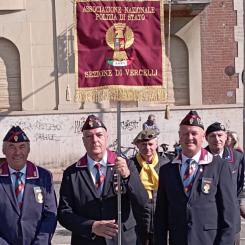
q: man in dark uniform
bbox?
[205,122,245,245]
[0,126,57,245]
[58,115,148,245]
[131,129,169,245]
[154,110,236,245]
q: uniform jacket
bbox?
[222,146,244,200]
[206,145,245,233]
[57,150,148,245]
[0,161,57,245]
[131,155,169,237]
[154,148,236,245]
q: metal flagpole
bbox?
[243,0,245,152]
[116,101,122,245]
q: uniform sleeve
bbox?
[215,159,236,245]
[32,172,57,245]
[154,167,168,245]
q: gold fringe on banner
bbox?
[75,86,166,102]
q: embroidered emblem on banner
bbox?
[106,23,134,67]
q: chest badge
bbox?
[201,177,212,194]
[33,186,43,203]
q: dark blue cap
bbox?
[3,126,30,143]
[206,122,226,136]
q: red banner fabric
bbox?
[75,0,165,102]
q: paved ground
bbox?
[53,183,71,245]
[52,223,71,245]
[240,219,245,245]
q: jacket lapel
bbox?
[189,149,213,200]
[222,146,234,163]
[0,161,20,215]
[188,165,205,200]
[102,151,117,197]
[102,165,115,197]
[172,149,213,199]
[76,155,99,198]
[21,162,40,213]
[22,179,34,213]
[76,151,118,198]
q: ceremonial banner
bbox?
[75,0,165,102]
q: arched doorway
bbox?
[0,38,21,110]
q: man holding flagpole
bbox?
[58,114,148,245]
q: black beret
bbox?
[132,129,159,145]
[82,115,107,131]
[180,110,204,129]
[206,122,226,136]
[3,126,30,143]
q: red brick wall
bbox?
[200,0,238,104]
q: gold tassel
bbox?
[165,104,170,119]
[66,85,71,101]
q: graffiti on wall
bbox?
[73,116,142,134]
[121,118,141,131]
[74,116,87,134]
[74,117,141,134]
[34,133,59,141]
[12,119,63,142]
[15,120,62,131]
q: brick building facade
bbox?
[201,0,239,104]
